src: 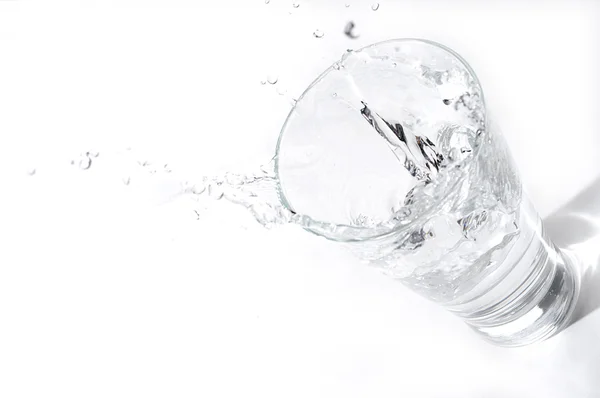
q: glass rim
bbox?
[274,38,488,243]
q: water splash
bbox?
[359,101,444,182]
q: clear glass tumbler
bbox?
[275,39,580,346]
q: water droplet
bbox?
[333,62,342,70]
[290,98,297,106]
[88,150,100,158]
[27,168,36,176]
[313,29,324,38]
[292,2,300,8]
[260,80,266,85]
[78,155,92,170]
[265,0,270,3]
[371,3,379,11]
[276,86,287,96]
[332,92,338,97]
[443,99,452,105]
[344,21,359,39]
[122,176,131,186]
[267,75,278,84]
[392,62,397,67]
[345,3,350,7]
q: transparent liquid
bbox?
[34,40,578,345]
[167,44,536,309]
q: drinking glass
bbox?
[274,39,580,346]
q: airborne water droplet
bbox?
[292,2,300,8]
[371,3,379,11]
[345,3,350,7]
[122,176,131,186]
[267,75,278,84]
[27,168,36,176]
[78,155,92,170]
[265,0,270,3]
[344,21,359,39]
[313,29,324,38]
[276,86,287,96]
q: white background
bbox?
[1,1,599,397]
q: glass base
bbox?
[465,248,580,347]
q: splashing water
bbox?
[47,41,520,304]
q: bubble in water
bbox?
[267,75,278,84]
[313,29,324,38]
[371,3,379,11]
[292,2,300,8]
